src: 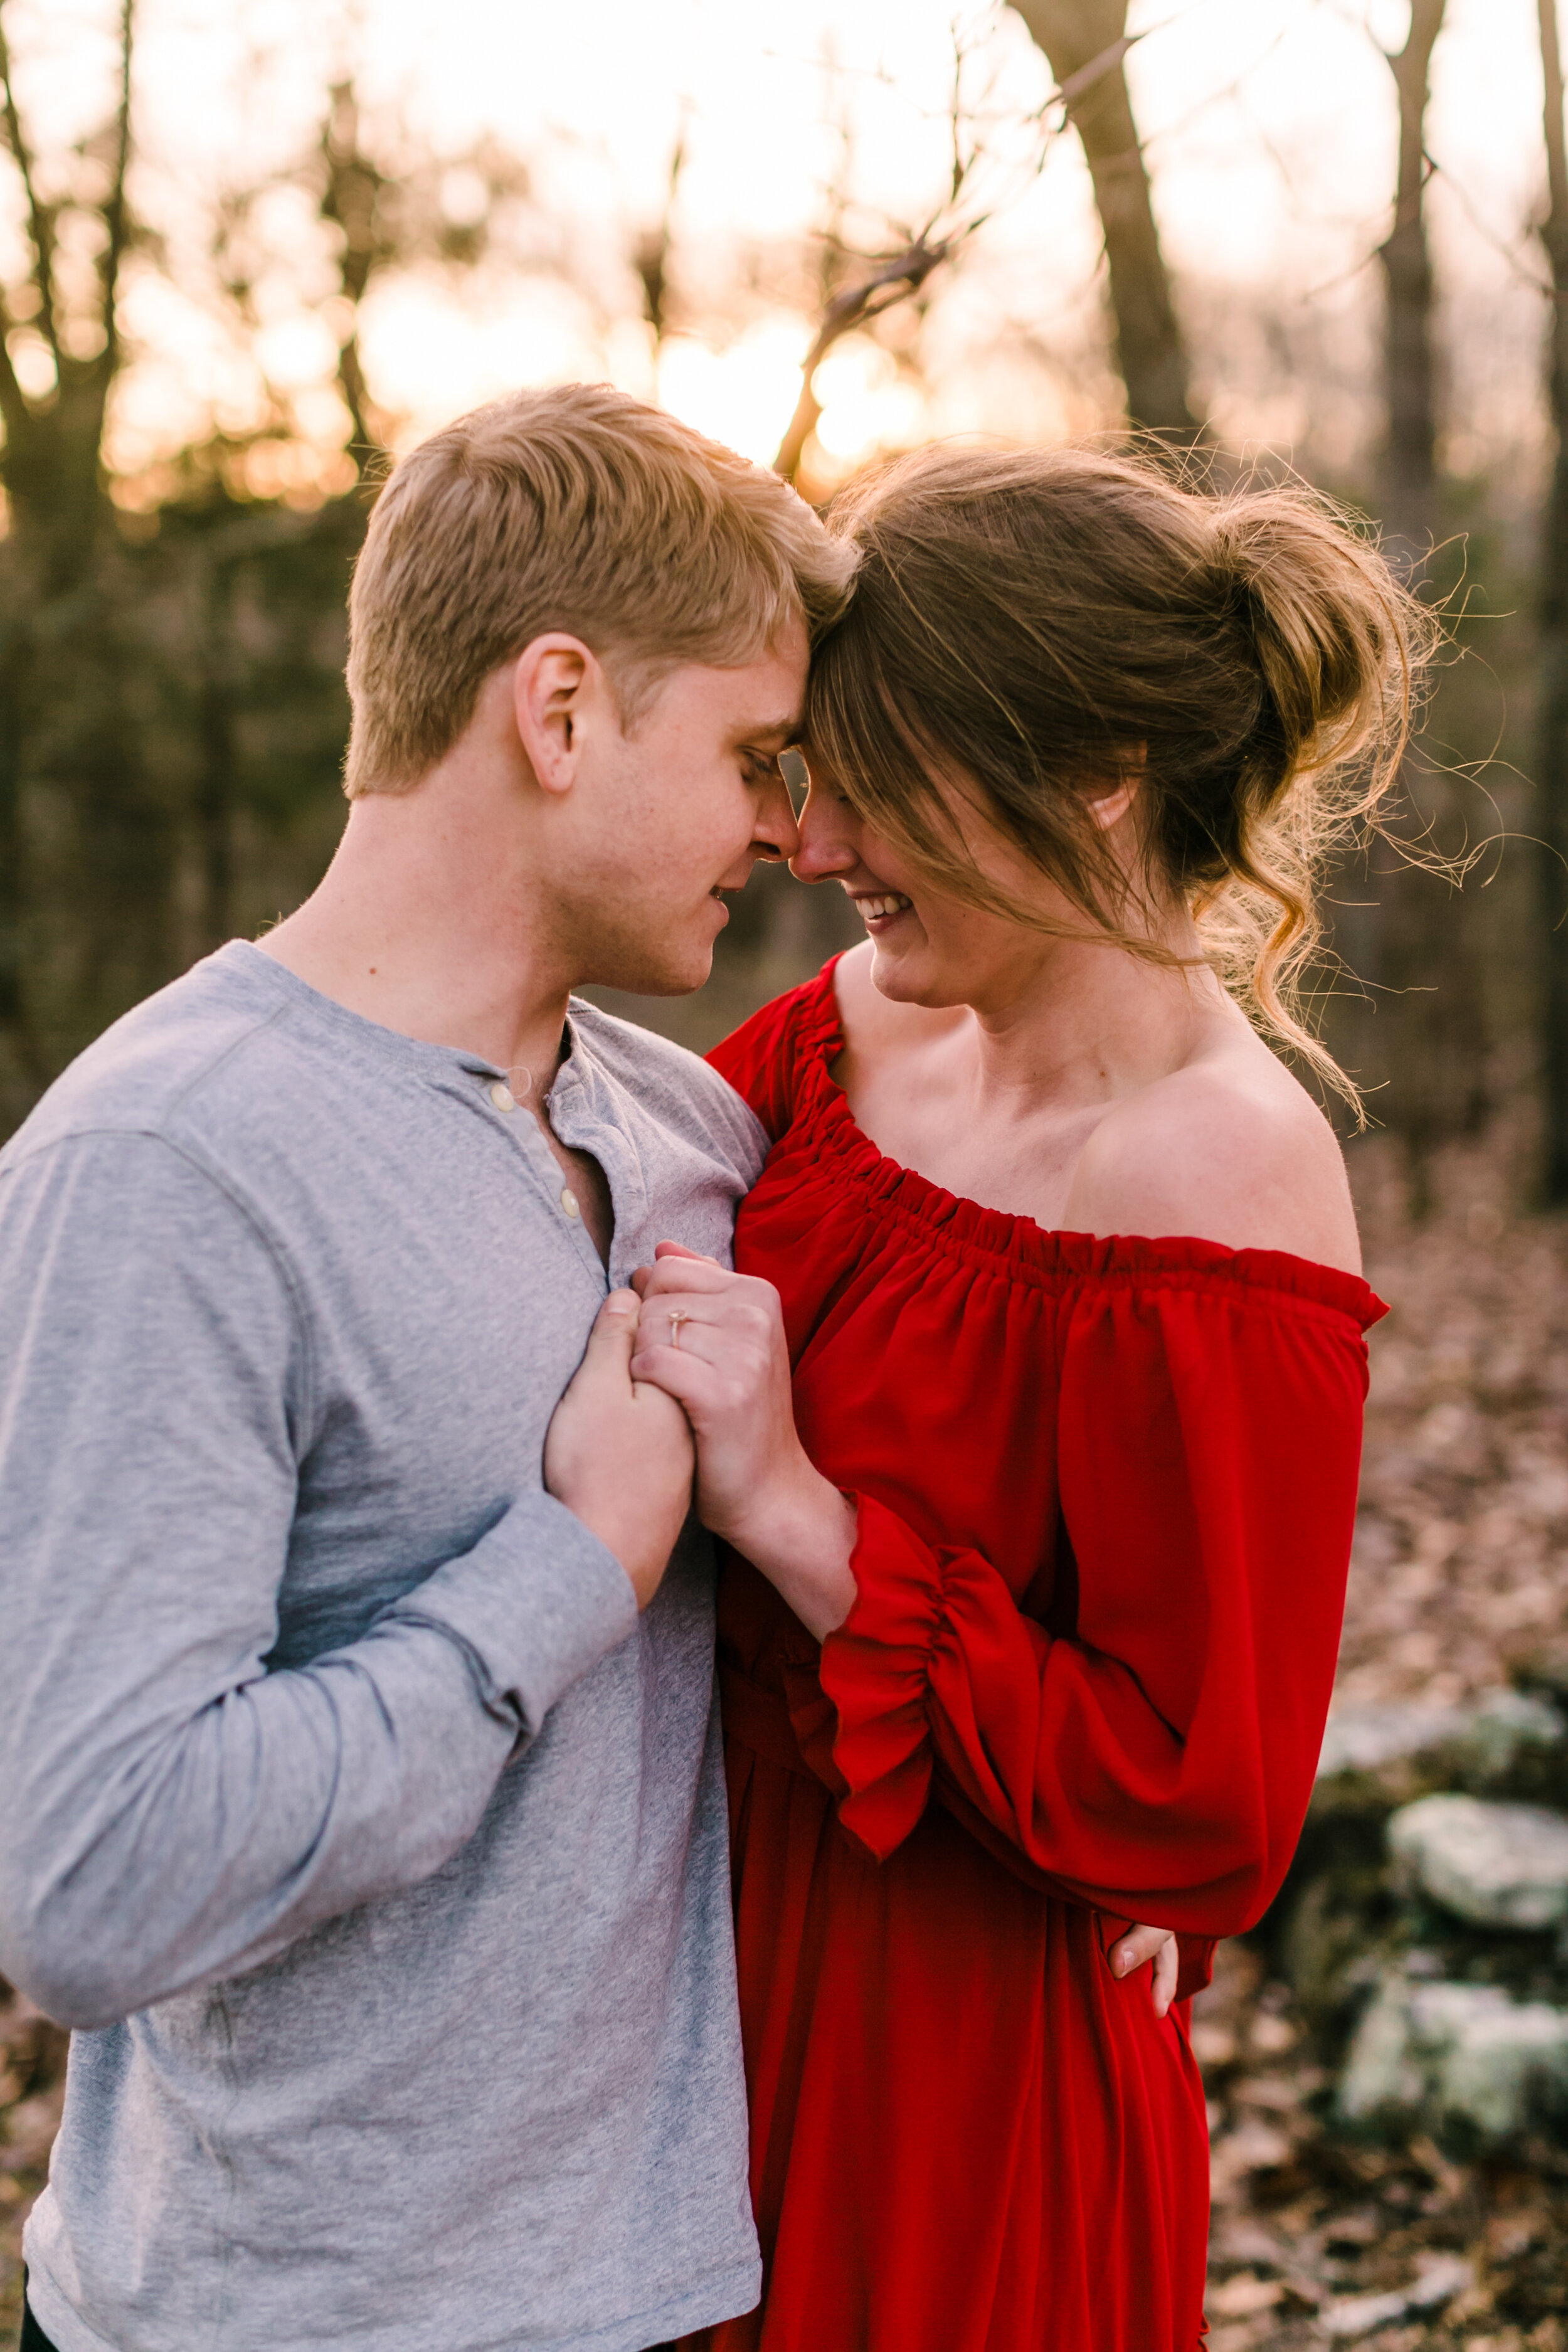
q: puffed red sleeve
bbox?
[707,963,840,1143]
[806,1264,1379,1938]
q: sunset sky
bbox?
[17,0,1558,491]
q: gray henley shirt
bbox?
[0,941,768,2352]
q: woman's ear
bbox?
[1084,745,1147,833]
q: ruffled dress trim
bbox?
[773,957,1387,1326]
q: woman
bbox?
[582,447,1422,2349]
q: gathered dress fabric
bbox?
[680,962,1385,2352]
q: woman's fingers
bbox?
[629,1318,736,1390]
[627,1338,709,1404]
[1152,1932,1179,2020]
[633,1254,751,1301]
[1112,1921,1178,2019]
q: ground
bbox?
[4,1128,1567,2347]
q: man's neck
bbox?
[257,788,573,1085]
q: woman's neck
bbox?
[958,923,1239,1121]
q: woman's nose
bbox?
[790,787,857,883]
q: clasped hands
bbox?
[543,1241,1179,2018]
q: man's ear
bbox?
[512,635,595,797]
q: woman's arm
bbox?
[631,1240,1371,1946]
[630,1243,856,1639]
[629,1244,1190,2015]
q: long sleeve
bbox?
[806,1270,1371,1938]
[0,1133,637,2029]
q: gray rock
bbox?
[1338,1971,1568,2141]
[1316,1688,1565,1787]
[1455,1688,1567,1779]
[1316,1704,1470,1780]
[1387,1792,1568,1929]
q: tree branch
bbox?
[0,0,61,363]
[0,272,35,445]
[773,23,1132,482]
[773,235,948,481]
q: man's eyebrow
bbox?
[736,716,803,747]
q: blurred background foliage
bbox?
[0,0,1559,1214]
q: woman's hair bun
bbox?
[1210,495,1413,804]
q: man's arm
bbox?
[0,1131,638,2029]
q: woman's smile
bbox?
[849,889,913,930]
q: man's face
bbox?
[551,621,808,995]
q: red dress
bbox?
[684,965,1384,2352]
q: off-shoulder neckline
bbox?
[780,958,1386,1326]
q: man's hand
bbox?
[1111,1924,1179,2018]
[544,1290,696,1609]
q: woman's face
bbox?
[790,761,1097,1014]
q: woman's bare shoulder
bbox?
[1062,1040,1362,1276]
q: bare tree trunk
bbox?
[1377,1,1446,558]
[196,564,236,955]
[1538,0,1568,1202]
[320,83,390,472]
[1353,0,1488,1210]
[1011,0,1200,439]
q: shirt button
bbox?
[560,1188,580,1219]
[489,1082,517,1113]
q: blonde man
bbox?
[0,385,854,2352]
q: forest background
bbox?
[4,1,1568,2348]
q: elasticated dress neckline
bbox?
[767,955,1385,1323]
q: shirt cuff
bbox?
[384,1490,639,1740]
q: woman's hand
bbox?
[629,1244,859,1640]
[1111,1924,1179,2018]
[544,1290,697,1609]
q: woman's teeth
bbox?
[859,895,911,921]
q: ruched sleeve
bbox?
[809,1262,1378,1939]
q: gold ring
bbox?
[667,1310,689,1348]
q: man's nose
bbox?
[790,788,856,883]
[751,769,802,862]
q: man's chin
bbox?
[581,942,715,999]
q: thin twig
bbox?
[1424,147,1557,300]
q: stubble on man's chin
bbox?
[572,918,714,1000]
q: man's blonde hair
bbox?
[342,383,858,797]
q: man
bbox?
[0,383,856,2352]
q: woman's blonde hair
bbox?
[805,444,1439,1113]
